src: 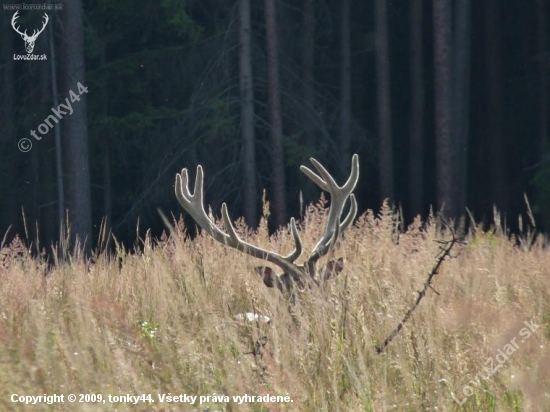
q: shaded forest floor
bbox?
[1,203,549,411]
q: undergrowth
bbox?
[0,202,549,411]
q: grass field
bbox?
[1,203,549,411]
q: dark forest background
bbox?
[0,0,549,252]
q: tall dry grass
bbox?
[0,202,549,411]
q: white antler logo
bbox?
[11,11,49,54]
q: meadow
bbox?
[1,202,549,411]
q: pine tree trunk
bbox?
[453,0,471,219]
[63,0,93,253]
[409,0,424,218]
[485,0,506,213]
[339,0,352,171]
[47,9,65,243]
[433,0,455,217]
[537,0,548,154]
[537,0,549,225]
[375,0,394,203]
[302,0,316,148]
[239,0,258,227]
[301,0,317,203]
[264,0,287,227]
[100,43,112,238]
[0,16,18,237]
[39,33,56,246]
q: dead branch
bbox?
[375,220,463,354]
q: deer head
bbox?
[175,154,359,296]
[11,11,49,54]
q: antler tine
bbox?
[300,162,330,192]
[193,165,205,210]
[311,193,358,258]
[176,168,191,199]
[300,154,359,195]
[285,218,303,261]
[176,166,226,244]
[303,154,360,264]
[175,167,205,228]
[343,154,360,192]
[340,193,358,233]
[175,165,304,277]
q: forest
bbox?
[0,0,548,250]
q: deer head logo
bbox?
[11,11,49,54]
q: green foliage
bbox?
[543,312,550,340]
[229,341,240,358]
[502,388,523,411]
[196,95,239,144]
[161,0,204,41]
[96,106,185,135]
[283,131,322,167]
[470,380,497,411]
[138,319,160,350]
[468,230,500,249]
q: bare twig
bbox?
[375,220,463,354]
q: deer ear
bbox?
[255,266,277,288]
[323,257,345,280]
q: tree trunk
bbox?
[264,0,287,227]
[40,31,56,246]
[301,0,317,203]
[63,0,93,253]
[375,0,394,203]
[0,15,18,237]
[102,143,112,235]
[239,0,258,227]
[99,42,112,240]
[433,0,455,217]
[537,0,549,225]
[339,0,352,171]
[537,0,548,154]
[302,0,316,147]
[485,0,506,213]
[33,32,52,247]
[453,0,471,218]
[47,7,65,244]
[408,0,424,218]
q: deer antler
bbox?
[301,154,359,266]
[175,155,359,294]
